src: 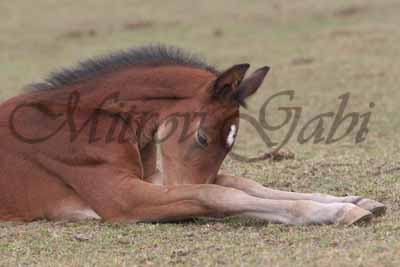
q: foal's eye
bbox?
[196,129,208,148]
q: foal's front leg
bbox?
[71,174,371,225]
[106,179,372,225]
[215,175,386,216]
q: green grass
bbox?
[1,0,400,266]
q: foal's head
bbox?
[157,64,269,184]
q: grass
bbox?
[0,0,399,266]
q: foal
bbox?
[0,45,385,224]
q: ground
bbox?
[0,0,399,266]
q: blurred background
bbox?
[1,1,399,266]
[1,0,398,145]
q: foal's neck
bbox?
[95,65,215,101]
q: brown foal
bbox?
[0,45,385,224]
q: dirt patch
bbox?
[58,29,97,39]
[213,28,224,38]
[333,5,368,17]
[123,21,154,31]
[354,71,385,80]
[291,57,314,66]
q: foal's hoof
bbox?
[338,205,373,225]
[356,199,386,217]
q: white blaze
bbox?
[227,125,237,147]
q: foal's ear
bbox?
[211,64,250,98]
[232,66,270,107]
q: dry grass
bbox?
[0,0,399,266]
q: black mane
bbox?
[30,44,219,91]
